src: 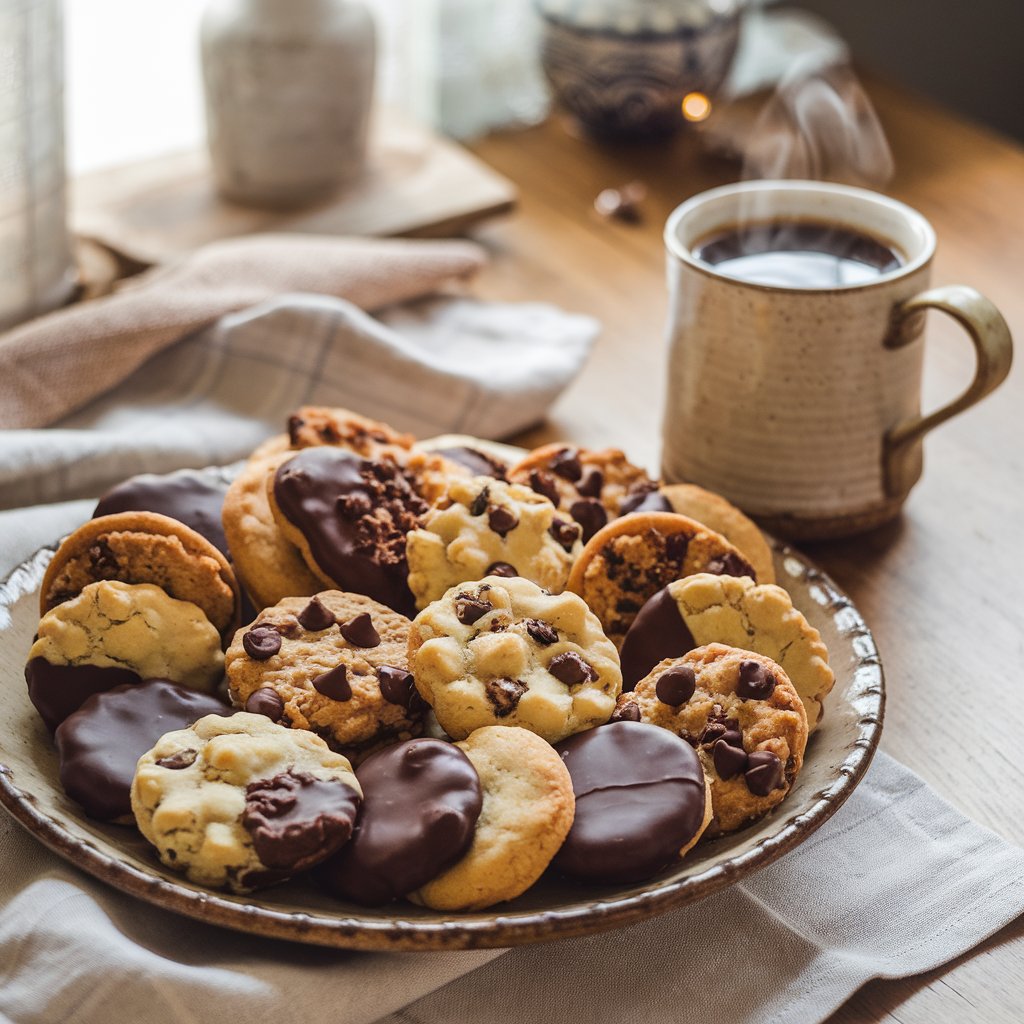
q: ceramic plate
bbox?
[0,465,883,951]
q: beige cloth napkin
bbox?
[0,234,487,429]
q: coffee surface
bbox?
[694,220,902,288]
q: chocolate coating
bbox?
[554,721,707,884]
[318,738,482,905]
[618,586,697,691]
[54,680,230,821]
[435,446,508,480]
[94,469,230,555]
[273,448,425,616]
[26,658,141,733]
[243,770,361,872]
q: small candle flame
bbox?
[681,92,712,122]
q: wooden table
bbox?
[467,78,1024,1023]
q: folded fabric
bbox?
[0,234,489,430]
[0,291,600,510]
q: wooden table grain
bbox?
[467,78,1024,1024]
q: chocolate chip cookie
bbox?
[30,580,224,693]
[618,643,808,833]
[226,591,423,759]
[132,711,362,892]
[41,511,240,641]
[405,476,580,610]
[566,511,757,649]
[508,443,660,543]
[269,447,427,617]
[284,405,415,457]
[409,726,574,911]
[619,573,834,728]
[408,574,621,743]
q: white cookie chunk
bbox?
[29,580,223,690]
[406,477,581,610]
[131,712,361,893]
[409,575,622,743]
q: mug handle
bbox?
[883,284,1013,498]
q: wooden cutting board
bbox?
[71,108,517,266]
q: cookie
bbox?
[132,711,362,892]
[406,476,581,610]
[619,644,808,833]
[409,575,621,744]
[41,511,240,640]
[94,468,231,557]
[285,405,414,457]
[318,737,482,905]
[566,511,756,649]
[661,483,776,585]
[553,721,712,884]
[269,447,427,617]
[409,726,574,911]
[30,580,224,693]
[619,573,834,728]
[222,448,322,612]
[26,659,141,733]
[508,443,659,543]
[225,591,423,759]
[54,680,232,822]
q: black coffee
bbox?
[693,220,903,288]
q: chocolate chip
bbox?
[720,728,744,749]
[287,414,305,444]
[744,750,783,795]
[271,616,301,638]
[336,492,373,520]
[487,506,518,537]
[246,687,284,721]
[551,448,583,482]
[298,596,335,631]
[548,651,597,686]
[313,664,352,701]
[611,701,641,723]
[665,532,690,563]
[736,659,776,701]
[619,488,672,515]
[485,677,527,716]
[577,468,604,498]
[485,561,518,578]
[713,738,749,780]
[529,470,560,505]
[339,612,380,648]
[470,486,490,517]
[699,721,727,746]
[156,749,198,770]
[707,551,756,579]
[243,626,282,661]
[549,518,581,552]
[569,498,608,543]
[88,538,119,576]
[655,665,696,706]
[455,594,491,625]
[377,665,416,706]
[526,619,558,645]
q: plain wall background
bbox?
[797,0,1024,141]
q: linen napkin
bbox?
[0,251,600,510]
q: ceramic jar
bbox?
[537,0,741,138]
[200,0,376,208]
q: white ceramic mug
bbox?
[661,180,1014,538]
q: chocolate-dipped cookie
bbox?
[269,448,427,617]
[26,659,141,733]
[553,721,712,884]
[54,679,232,822]
[318,738,483,905]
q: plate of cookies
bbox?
[0,407,884,950]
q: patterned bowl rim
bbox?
[0,534,883,951]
